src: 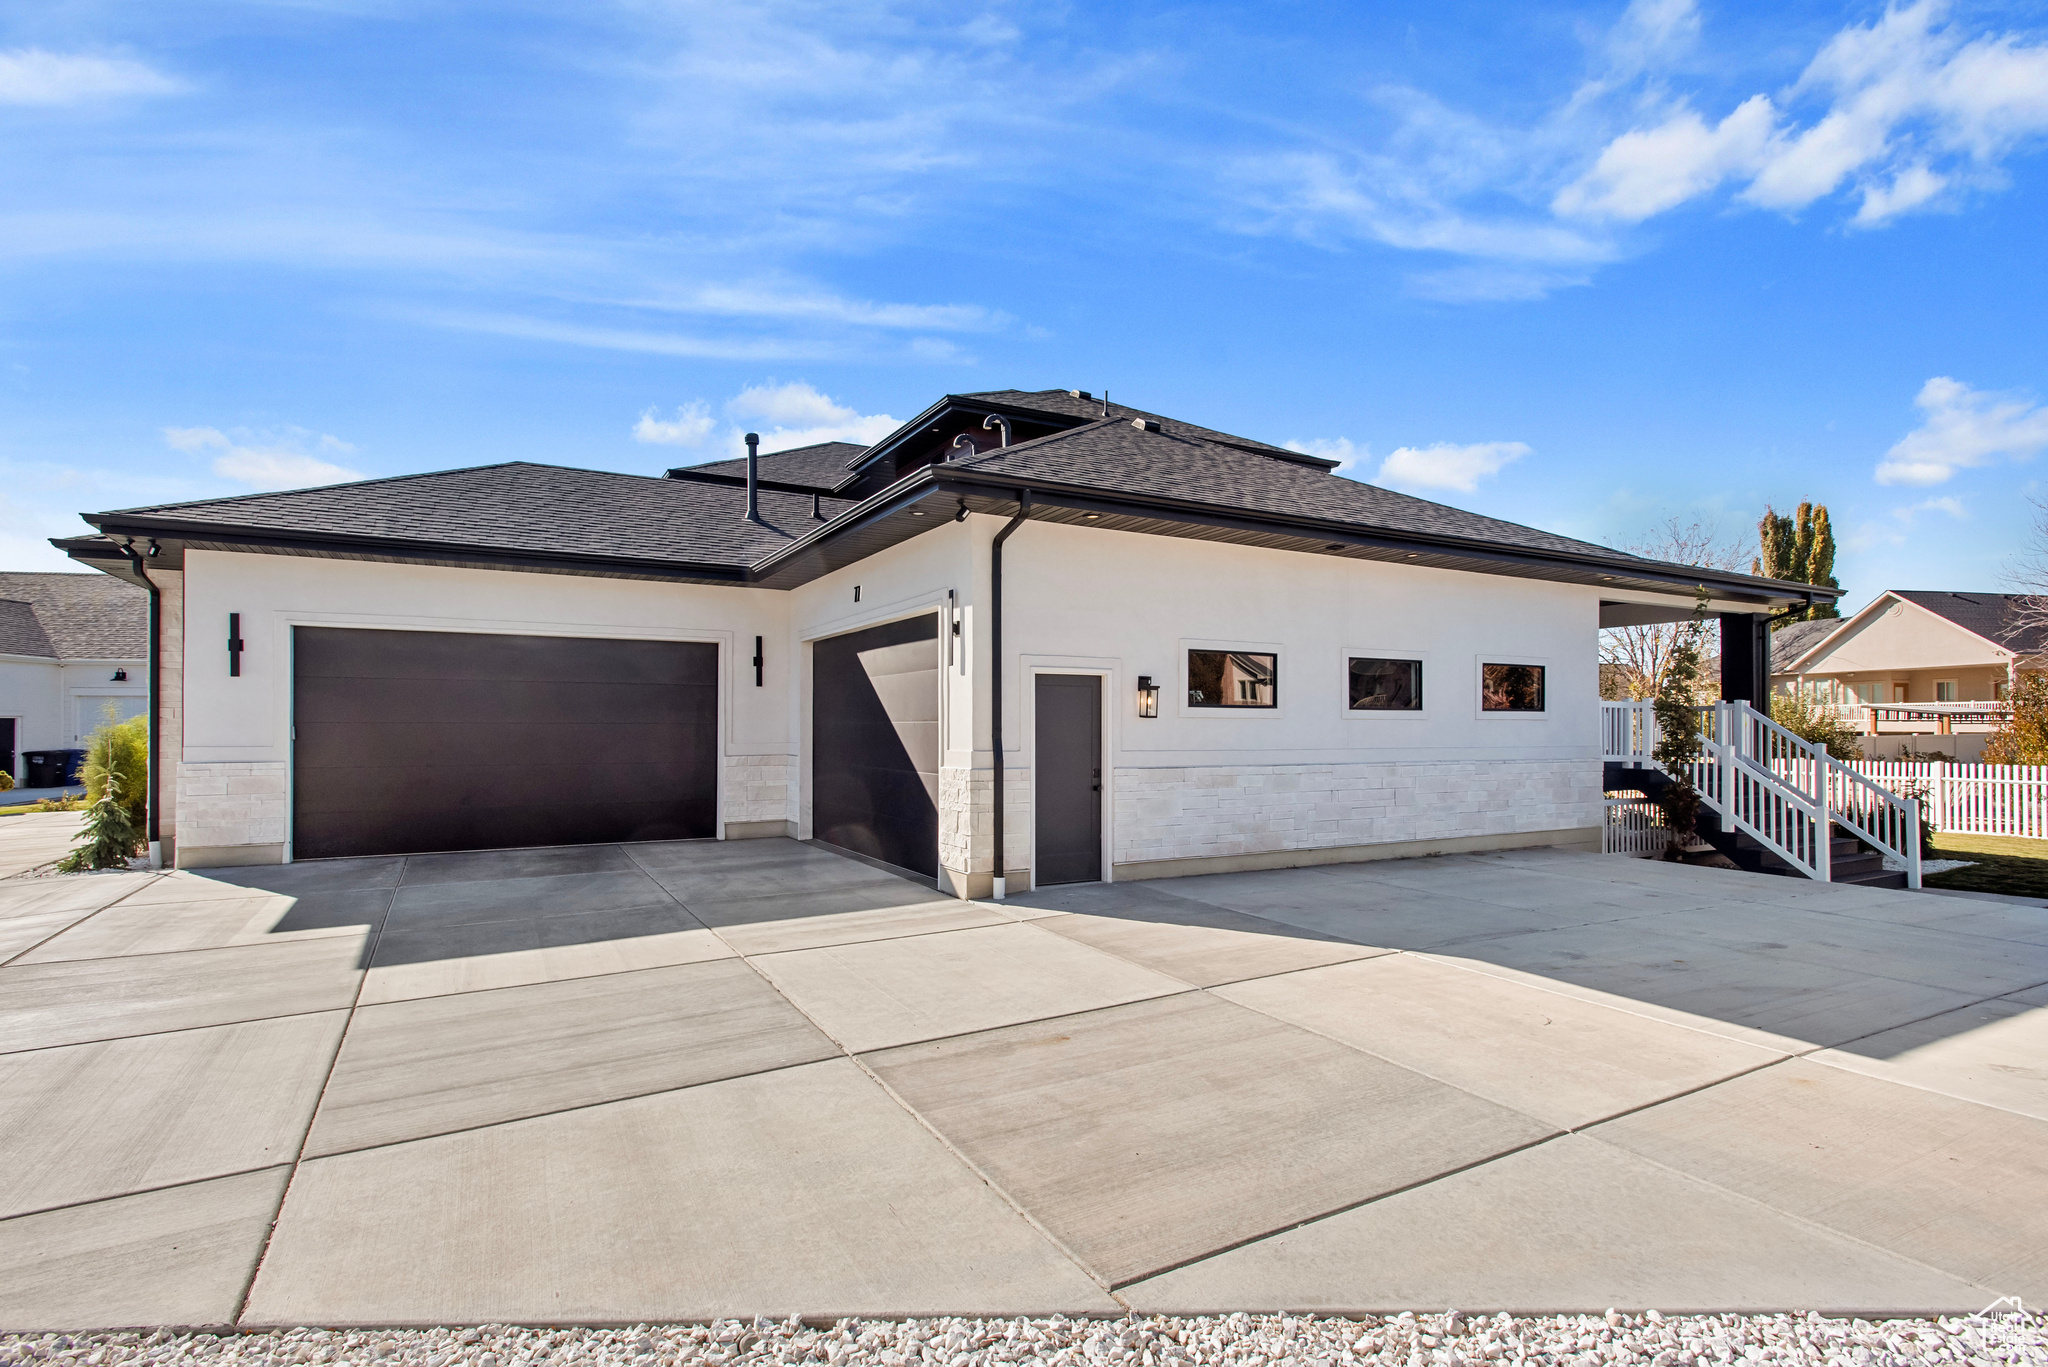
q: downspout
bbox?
[988,489,1031,900]
[119,539,163,867]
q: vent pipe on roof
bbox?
[982,414,1010,448]
[744,432,762,524]
[948,433,977,461]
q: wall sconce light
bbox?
[1136,675,1159,718]
[111,668,127,682]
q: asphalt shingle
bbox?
[949,419,1650,562]
[98,464,859,570]
[669,442,867,492]
[0,573,145,659]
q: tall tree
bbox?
[1752,502,1839,623]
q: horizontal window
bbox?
[1349,657,1422,711]
[1481,662,1545,712]
[1189,650,1276,708]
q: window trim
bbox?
[1474,654,1551,718]
[1342,646,1430,720]
[1935,679,1959,702]
[1178,638,1284,718]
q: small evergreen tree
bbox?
[1650,589,1711,856]
[58,769,141,872]
[1984,672,2048,765]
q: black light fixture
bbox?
[111,668,127,682]
[1136,675,1159,718]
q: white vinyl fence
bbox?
[1845,762,2048,840]
[1603,796,1668,858]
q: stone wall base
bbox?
[1112,825,1601,883]
[724,819,797,840]
[178,842,286,870]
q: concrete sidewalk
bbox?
[1,834,2045,1328]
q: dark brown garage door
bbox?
[811,615,939,879]
[293,627,718,859]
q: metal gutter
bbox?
[81,518,755,587]
[115,539,163,865]
[987,490,1031,901]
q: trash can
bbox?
[24,749,86,788]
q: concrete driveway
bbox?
[2,834,2046,1329]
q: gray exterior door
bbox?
[1034,673,1101,885]
[292,627,718,860]
[811,615,939,878]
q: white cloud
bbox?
[0,49,182,105]
[1895,494,1967,522]
[1375,441,1530,492]
[633,401,716,446]
[163,426,364,491]
[1552,96,1777,222]
[1875,377,2048,485]
[652,382,901,464]
[1559,0,2048,229]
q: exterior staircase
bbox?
[1602,699,1922,890]
[1603,760,1907,889]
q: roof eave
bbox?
[79,515,755,588]
[910,468,1820,606]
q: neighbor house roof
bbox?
[0,572,147,659]
[61,390,1842,610]
[1770,618,1843,672]
[1771,591,2048,675]
[1892,591,2048,655]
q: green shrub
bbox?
[1770,690,1864,761]
[79,705,148,826]
[1984,672,2048,765]
[0,768,12,792]
[58,770,141,871]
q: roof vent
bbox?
[1069,389,1092,400]
[1131,418,1161,432]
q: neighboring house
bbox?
[0,572,148,786]
[1770,591,2043,759]
[57,388,1832,884]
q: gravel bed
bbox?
[4,1311,2045,1367]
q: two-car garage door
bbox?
[292,627,718,859]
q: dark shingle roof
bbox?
[0,600,55,657]
[948,419,1638,561]
[78,391,1833,605]
[959,390,1328,466]
[670,441,866,493]
[97,463,859,570]
[1894,591,2048,654]
[0,572,146,659]
[1770,617,1842,671]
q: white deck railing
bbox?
[1602,699,1923,888]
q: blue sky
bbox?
[6,0,2048,611]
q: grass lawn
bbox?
[1925,831,2048,900]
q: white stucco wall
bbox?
[173,550,793,864]
[990,518,1604,886]
[0,654,146,784]
[167,515,1606,883]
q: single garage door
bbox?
[293,627,718,859]
[811,614,939,879]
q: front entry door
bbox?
[1034,674,1102,885]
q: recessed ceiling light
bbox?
[1082,513,1100,520]
[909,510,927,517]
